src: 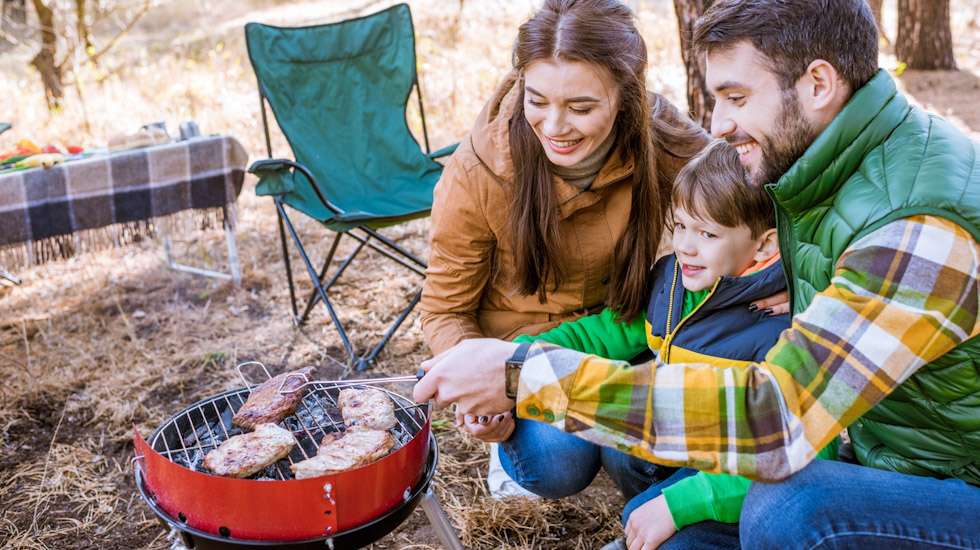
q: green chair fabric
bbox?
[243,3,455,371]
[245,3,446,230]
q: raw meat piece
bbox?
[233,366,316,430]
[203,423,296,478]
[290,427,394,479]
[337,387,397,430]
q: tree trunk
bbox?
[896,0,957,70]
[672,0,713,129]
[75,0,92,56]
[866,0,890,46]
[30,0,63,109]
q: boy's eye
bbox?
[674,222,685,231]
[700,231,717,239]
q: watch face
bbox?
[506,362,521,398]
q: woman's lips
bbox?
[546,136,584,155]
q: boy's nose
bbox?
[674,236,697,256]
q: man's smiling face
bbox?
[706,41,816,187]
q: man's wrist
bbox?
[505,341,532,399]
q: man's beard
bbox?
[752,88,816,187]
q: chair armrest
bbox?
[249,158,342,215]
[0,123,10,136]
[248,157,298,176]
[427,142,459,160]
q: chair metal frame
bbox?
[256,68,441,372]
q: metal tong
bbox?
[234,361,424,396]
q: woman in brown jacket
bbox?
[420,0,708,501]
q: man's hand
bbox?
[624,495,677,550]
[413,338,518,414]
[456,408,515,442]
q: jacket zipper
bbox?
[765,184,796,316]
[662,262,720,363]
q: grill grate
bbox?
[150,383,428,480]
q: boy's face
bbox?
[672,206,764,292]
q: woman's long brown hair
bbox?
[508,0,703,320]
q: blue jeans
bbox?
[498,418,670,500]
[651,460,980,549]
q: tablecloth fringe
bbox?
[0,207,230,271]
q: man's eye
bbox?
[727,95,745,105]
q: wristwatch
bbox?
[505,342,532,399]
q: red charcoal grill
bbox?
[132,363,464,549]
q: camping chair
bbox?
[244,4,456,371]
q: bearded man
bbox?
[416,1,979,548]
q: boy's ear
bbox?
[753,228,779,262]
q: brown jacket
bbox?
[420,71,708,355]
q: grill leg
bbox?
[420,489,464,550]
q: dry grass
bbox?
[0,0,977,548]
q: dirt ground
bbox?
[0,1,977,549]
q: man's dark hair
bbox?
[693,0,879,92]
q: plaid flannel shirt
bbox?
[516,215,980,481]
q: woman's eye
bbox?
[527,99,545,107]
[569,106,593,114]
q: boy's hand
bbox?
[456,409,515,442]
[624,495,677,550]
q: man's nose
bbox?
[710,108,735,139]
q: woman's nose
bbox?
[542,107,566,136]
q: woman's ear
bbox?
[753,228,779,262]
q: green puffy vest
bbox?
[767,70,980,485]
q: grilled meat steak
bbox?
[338,387,397,430]
[203,423,297,478]
[233,366,316,430]
[290,427,395,479]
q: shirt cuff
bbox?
[661,474,717,530]
[515,342,585,428]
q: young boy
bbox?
[509,139,837,548]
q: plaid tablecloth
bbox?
[0,135,247,262]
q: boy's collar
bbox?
[737,251,781,277]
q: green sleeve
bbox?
[513,307,648,360]
[661,438,840,529]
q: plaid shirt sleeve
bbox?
[515,215,980,481]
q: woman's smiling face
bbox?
[523,58,620,167]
